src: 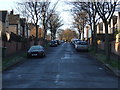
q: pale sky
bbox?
[0,0,74,30]
[0,0,119,31]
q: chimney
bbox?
[10,9,13,15]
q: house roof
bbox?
[0,11,7,23]
[8,14,20,24]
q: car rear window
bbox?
[30,46,43,50]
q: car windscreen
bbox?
[30,46,43,50]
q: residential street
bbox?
[2,42,120,88]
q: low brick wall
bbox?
[2,39,48,57]
[98,41,120,56]
[2,41,33,56]
[5,41,18,55]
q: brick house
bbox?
[96,12,120,56]
[28,23,44,38]
[97,13,120,35]
[0,10,9,36]
[0,10,10,48]
[8,10,20,36]
[20,18,30,38]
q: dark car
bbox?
[49,40,58,47]
[56,40,61,45]
[27,45,46,58]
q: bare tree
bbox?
[95,0,118,60]
[16,0,59,44]
[17,0,48,44]
[60,29,78,42]
[72,11,88,40]
[41,0,59,40]
[71,1,100,53]
[48,12,63,40]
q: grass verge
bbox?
[2,51,26,71]
[90,51,120,70]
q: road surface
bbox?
[2,42,120,88]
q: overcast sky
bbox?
[0,0,74,30]
[1,0,119,31]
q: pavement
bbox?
[2,42,120,88]
[2,50,27,71]
[93,49,120,77]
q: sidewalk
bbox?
[2,50,27,71]
[5,49,27,58]
[89,49,120,77]
[98,48,120,61]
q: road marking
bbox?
[55,74,60,84]
[61,43,65,47]
[98,67,103,70]
[61,54,71,59]
[17,75,22,78]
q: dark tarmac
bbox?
[2,42,120,88]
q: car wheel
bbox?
[42,53,46,57]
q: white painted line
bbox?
[98,67,103,70]
[62,43,65,47]
[17,75,22,78]
[55,74,60,83]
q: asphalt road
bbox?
[2,42,120,88]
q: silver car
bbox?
[75,41,89,51]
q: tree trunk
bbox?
[104,20,110,61]
[51,32,52,40]
[78,30,81,39]
[34,23,38,45]
[43,24,47,40]
[53,31,56,40]
[82,25,84,40]
[92,16,98,54]
[79,33,81,40]
[35,23,38,39]
[43,30,46,40]
[90,22,94,49]
[93,23,97,53]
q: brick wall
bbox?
[2,39,48,56]
[5,41,18,55]
[2,41,30,56]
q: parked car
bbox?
[71,39,81,47]
[56,40,61,45]
[61,40,65,43]
[27,45,46,58]
[75,41,89,51]
[49,40,58,47]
